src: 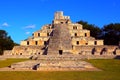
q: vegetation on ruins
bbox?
[0,30,18,55]
[77,21,120,45]
[0,59,120,80]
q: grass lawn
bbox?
[0,58,29,68]
[0,59,120,80]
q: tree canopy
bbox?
[0,30,16,55]
[101,23,120,45]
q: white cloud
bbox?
[2,22,9,27]
[25,31,30,35]
[24,24,36,29]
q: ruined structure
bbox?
[4,11,120,56]
[2,11,120,71]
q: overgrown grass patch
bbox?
[0,58,29,68]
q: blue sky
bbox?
[0,0,120,43]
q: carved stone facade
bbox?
[4,11,120,56]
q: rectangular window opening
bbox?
[75,33,77,37]
[73,26,77,30]
[47,33,49,36]
[38,33,40,37]
[59,50,63,55]
[76,41,79,45]
[94,41,97,45]
[35,41,38,45]
[61,22,64,24]
[85,33,87,37]
[86,43,88,45]
[27,41,29,45]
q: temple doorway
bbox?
[59,50,63,55]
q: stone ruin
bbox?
[4,11,120,56]
[2,11,120,71]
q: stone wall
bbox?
[4,50,12,55]
[116,49,120,55]
[37,54,120,60]
[68,23,83,30]
[4,46,45,56]
[73,45,118,55]
[3,45,120,56]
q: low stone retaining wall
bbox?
[74,45,119,55]
[37,54,120,60]
[1,54,120,60]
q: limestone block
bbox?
[79,40,86,45]
[116,49,120,55]
[96,40,104,45]
[88,41,94,45]
[20,41,27,45]
[34,32,38,37]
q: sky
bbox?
[0,0,120,44]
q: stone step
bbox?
[10,61,40,70]
[10,60,97,71]
[47,24,72,55]
[37,55,118,60]
[37,60,97,71]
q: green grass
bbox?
[0,59,120,80]
[0,58,29,68]
[86,59,120,72]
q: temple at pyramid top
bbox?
[53,11,71,24]
[54,11,70,20]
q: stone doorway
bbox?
[59,50,63,55]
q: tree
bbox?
[101,23,120,45]
[77,20,102,38]
[0,30,15,55]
